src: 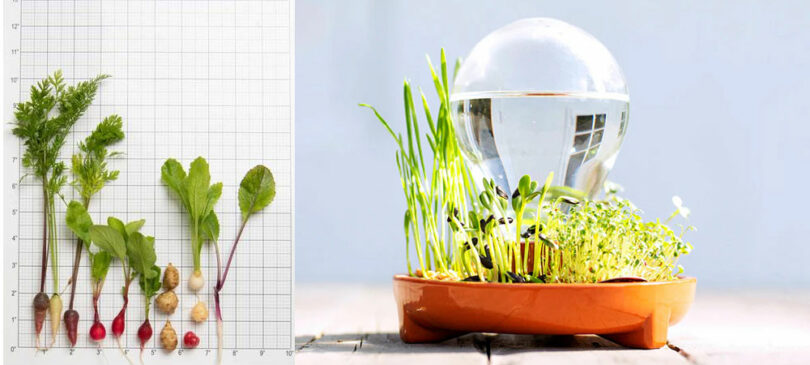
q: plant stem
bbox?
[68,199,91,310]
[49,193,59,294]
[67,239,82,310]
[39,182,49,294]
[219,218,247,291]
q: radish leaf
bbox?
[90,251,112,282]
[238,165,276,222]
[65,201,92,243]
[138,265,162,301]
[89,225,127,261]
[125,219,146,237]
[127,232,157,279]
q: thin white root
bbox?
[217,319,223,365]
[117,337,136,365]
[139,349,145,365]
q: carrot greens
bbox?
[11,70,108,348]
[63,114,124,346]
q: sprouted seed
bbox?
[362,49,695,284]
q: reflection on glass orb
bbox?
[451,18,629,198]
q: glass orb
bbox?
[451,17,629,198]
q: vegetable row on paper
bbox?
[13,71,276,365]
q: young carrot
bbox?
[63,115,124,346]
[213,165,275,364]
[11,70,108,348]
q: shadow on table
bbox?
[296,332,632,355]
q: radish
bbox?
[183,331,200,348]
[87,216,148,364]
[137,265,161,365]
[63,116,124,346]
[12,71,108,348]
[213,165,275,364]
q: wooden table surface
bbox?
[295,284,810,364]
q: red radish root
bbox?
[137,319,153,365]
[89,321,106,342]
[183,331,200,348]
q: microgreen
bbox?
[11,70,108,348]
[161,157,223,291]
[363,50,695,284]
[212,165,275,365]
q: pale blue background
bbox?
[295,0,810,287]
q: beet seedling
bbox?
[11,70,108,348]
[213,165,275,365]
[63,115,124,346]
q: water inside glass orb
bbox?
[451,18,630,197]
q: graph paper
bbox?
[3,1,294,364]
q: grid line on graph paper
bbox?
[10,0,293,354]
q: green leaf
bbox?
[90,251,112,281]
[127,232,157,278]
[238,165,276,222]
[89,225,126,260]
[206,182,223,218]
[138,264,162,299]
[125,219,145,236]
[184,157,212,222]
[201,211,219,242]
[65,200,92,243]
[107,216,126,238]
[161,158,187,206]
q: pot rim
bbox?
[393,274,696,288]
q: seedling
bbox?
[63,115,124,346]
[213,165,275,365]
[87,216,148,363]
[161,157,222,293]
[137,264,161,365]
[363,50,694,284]
[11,70,108,348]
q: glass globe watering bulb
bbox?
[451,18,629,198]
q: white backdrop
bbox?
[295,0,810,287]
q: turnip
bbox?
[12,71,108,348]
[213,165,275,365]
[137,265,161,365]
[161,157,222,306]
[63,116,124,346]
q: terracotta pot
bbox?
[392,274,696,349]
